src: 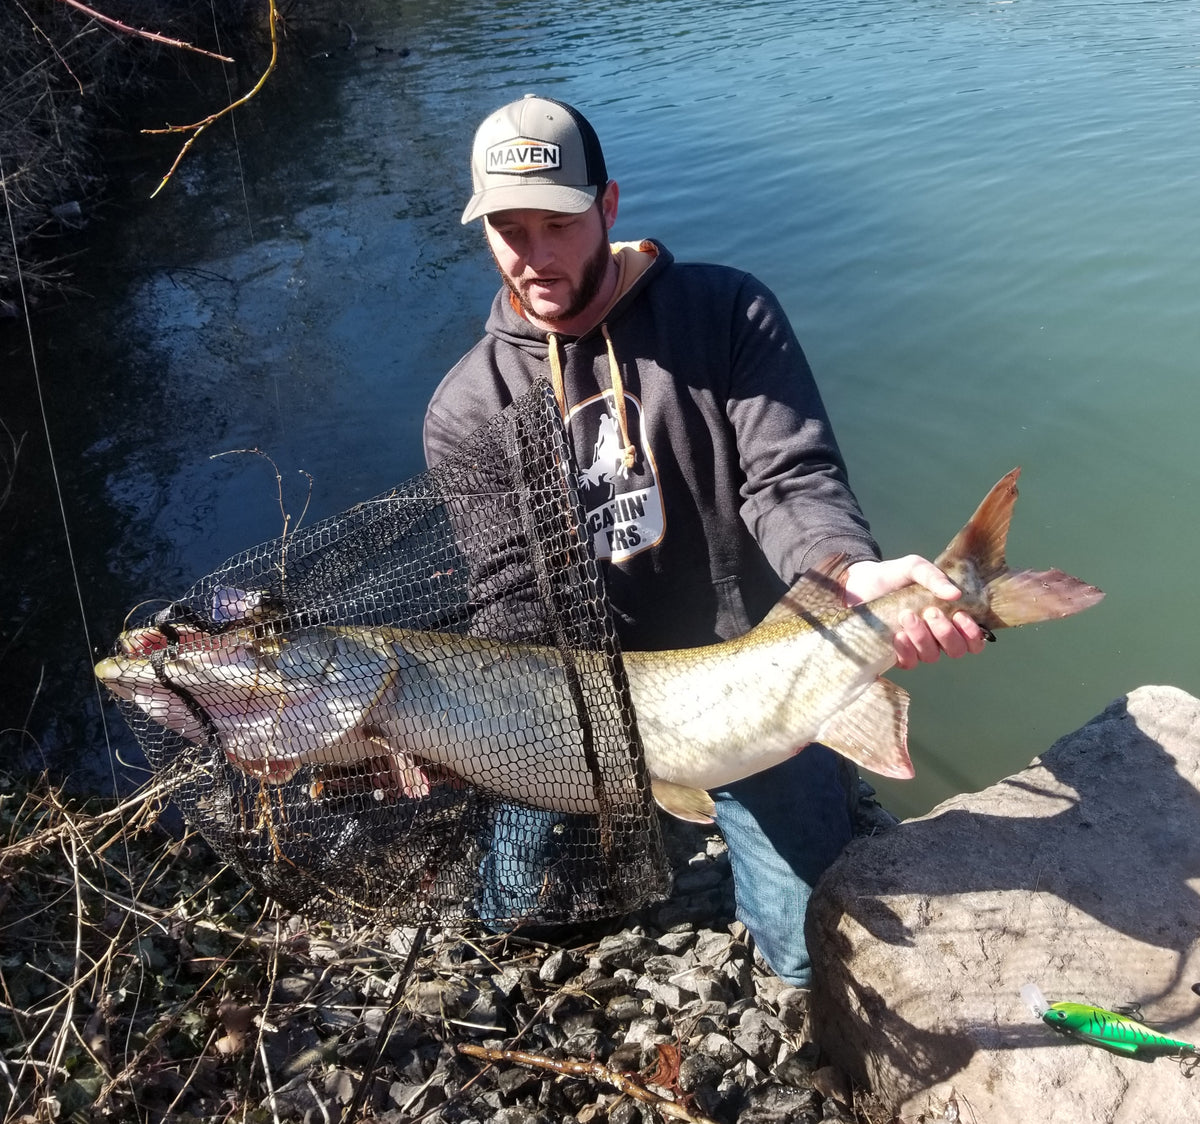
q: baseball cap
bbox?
[461,95,608,224]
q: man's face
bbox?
[483,183,618,333]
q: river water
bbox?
[3,0,1198,815]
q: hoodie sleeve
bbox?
[424,342,514,468]
[725,274,880,582]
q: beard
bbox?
[495,230,613,327]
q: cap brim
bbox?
[461,183,598,224]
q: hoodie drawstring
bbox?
[547,327,637,472]
[546,331,568,419]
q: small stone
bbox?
[687,964,731,1004]
[733,1008,784,1069]
[606,993,644,1023]
[656,929,697,956]
[741,1083,821,1121]
[638,976,690,1011]
[607,1041,643,1072]
[539,947,584,985]
[492,965,526,1001]
[722,955,754,998]
[754,972,789,1007]
[693,928,737,966]
[323,1068,356,1104]
[594,932,658,971]
[608,1098,648,1124]
[697,1030,742,1068]
[776,1043,822,1087]
[563,1027,610,1059]
[262,1074,322,1116]
[624,1014,667,1047]
[811,1065,854,1109]
[677,1050,726,1092]
[775,987,810,1031]
[642,953,690,981]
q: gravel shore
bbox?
[229,807,893,1124]
[2,775,894,1122]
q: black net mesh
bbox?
[101,382,670,927]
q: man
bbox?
[424,95,985,985]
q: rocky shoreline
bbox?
[0,770,895,1123]
[238,815,870,1124]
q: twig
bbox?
[209,447,312,596]
[456,1043,721,1124]
[340,924,429,1124]
[252,913,285,1124]
[0,774,179,871]
[143,0,280,197]
[55,0,234,62]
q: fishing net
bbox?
[103,381,670,927]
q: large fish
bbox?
[95,468,1103,823]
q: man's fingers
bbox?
[894,608,988,667]
[909,557,963,600]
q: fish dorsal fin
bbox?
[651,779,716,824]
[761,553,848,626]
[816,677,915,780]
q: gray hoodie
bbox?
[424,239,879,650]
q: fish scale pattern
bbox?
[104,381,669,926]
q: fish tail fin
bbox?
[935,468,1105,631]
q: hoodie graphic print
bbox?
[568,389,663,563]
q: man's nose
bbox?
[523,230,554,271]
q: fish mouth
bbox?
[94,656,138,701]
[116,624,211,656]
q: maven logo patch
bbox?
[485,137,562,175]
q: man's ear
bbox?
[601,180,620,230]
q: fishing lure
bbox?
[1021,983,1197,1056]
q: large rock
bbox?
[809,685,1200,1123]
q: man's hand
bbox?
[842,556,989,670]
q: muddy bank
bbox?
[0,0,262,313]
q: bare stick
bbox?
[456,1043,721,1124]
[144,0,279,197]
[209,446,311,596]
[0,775,179,872]
[55,0,234,62]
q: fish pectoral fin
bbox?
[651,779,716,825]
[361,728,439,799]
[816,677,915,780]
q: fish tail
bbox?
[935,468,1105,631]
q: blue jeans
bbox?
[714,745,853,987]
[476,803,567,923]
[478,747,853,985]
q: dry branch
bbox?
[143,0,280,197]
[55,0,235,62]
[457,1042,722,1124]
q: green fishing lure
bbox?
[1022,983,1196,1056]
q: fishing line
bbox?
[207,0,292,440]
[2,147,152,1105]
[0,152,116,775]
[208,0,255,245]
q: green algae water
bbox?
[3,0,1198,815]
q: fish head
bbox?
[95,623,395,773]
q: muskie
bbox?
[95,469,1103,823]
